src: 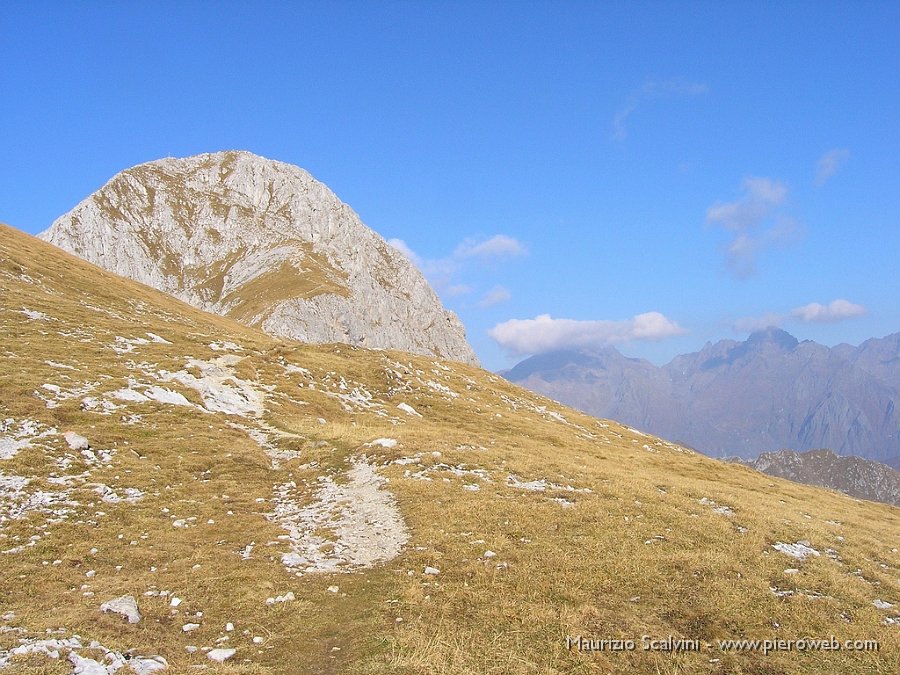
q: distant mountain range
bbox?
[503,327,900,469]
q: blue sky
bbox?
[2,1,898,370]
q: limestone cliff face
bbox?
[41,151,478,365]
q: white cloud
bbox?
[612,78,708,141]
[478,285,511,308]
[488,312,686,356]
[387,233,524,300]
[706,177,799,278]
[706,177,787,231]
[791,299,866,323]
[814,148,850,187]
[734,299,866,332]
[455,235,526,259]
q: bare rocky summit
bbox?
[41,150,478,365]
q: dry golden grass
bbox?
[224,245,350,327]
[0,223,897,674]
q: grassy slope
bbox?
[0,222,897,674]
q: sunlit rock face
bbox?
[42,150,478,366]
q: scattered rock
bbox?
[266,591,295,605]
[207,647,236,663]
[129,656,168,673]
[773,541,820,560]
[20,308,50,321]
[64,431,89,451]
[100,595,141,624]
[699,497,734,516]
[397,403,422,417]
[68,652,107,674]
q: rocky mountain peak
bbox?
[501,347,634,381]
[746,326,800,350]
[40,151,478,365]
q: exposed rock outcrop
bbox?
[41,151,478,365]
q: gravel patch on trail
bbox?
[271,459,409,574]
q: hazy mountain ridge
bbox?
[40,150,478,366]
[504,327,900,467]
[739,448,900,506]
[3,223,898,673]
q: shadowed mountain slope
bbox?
[741,449,900,506]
